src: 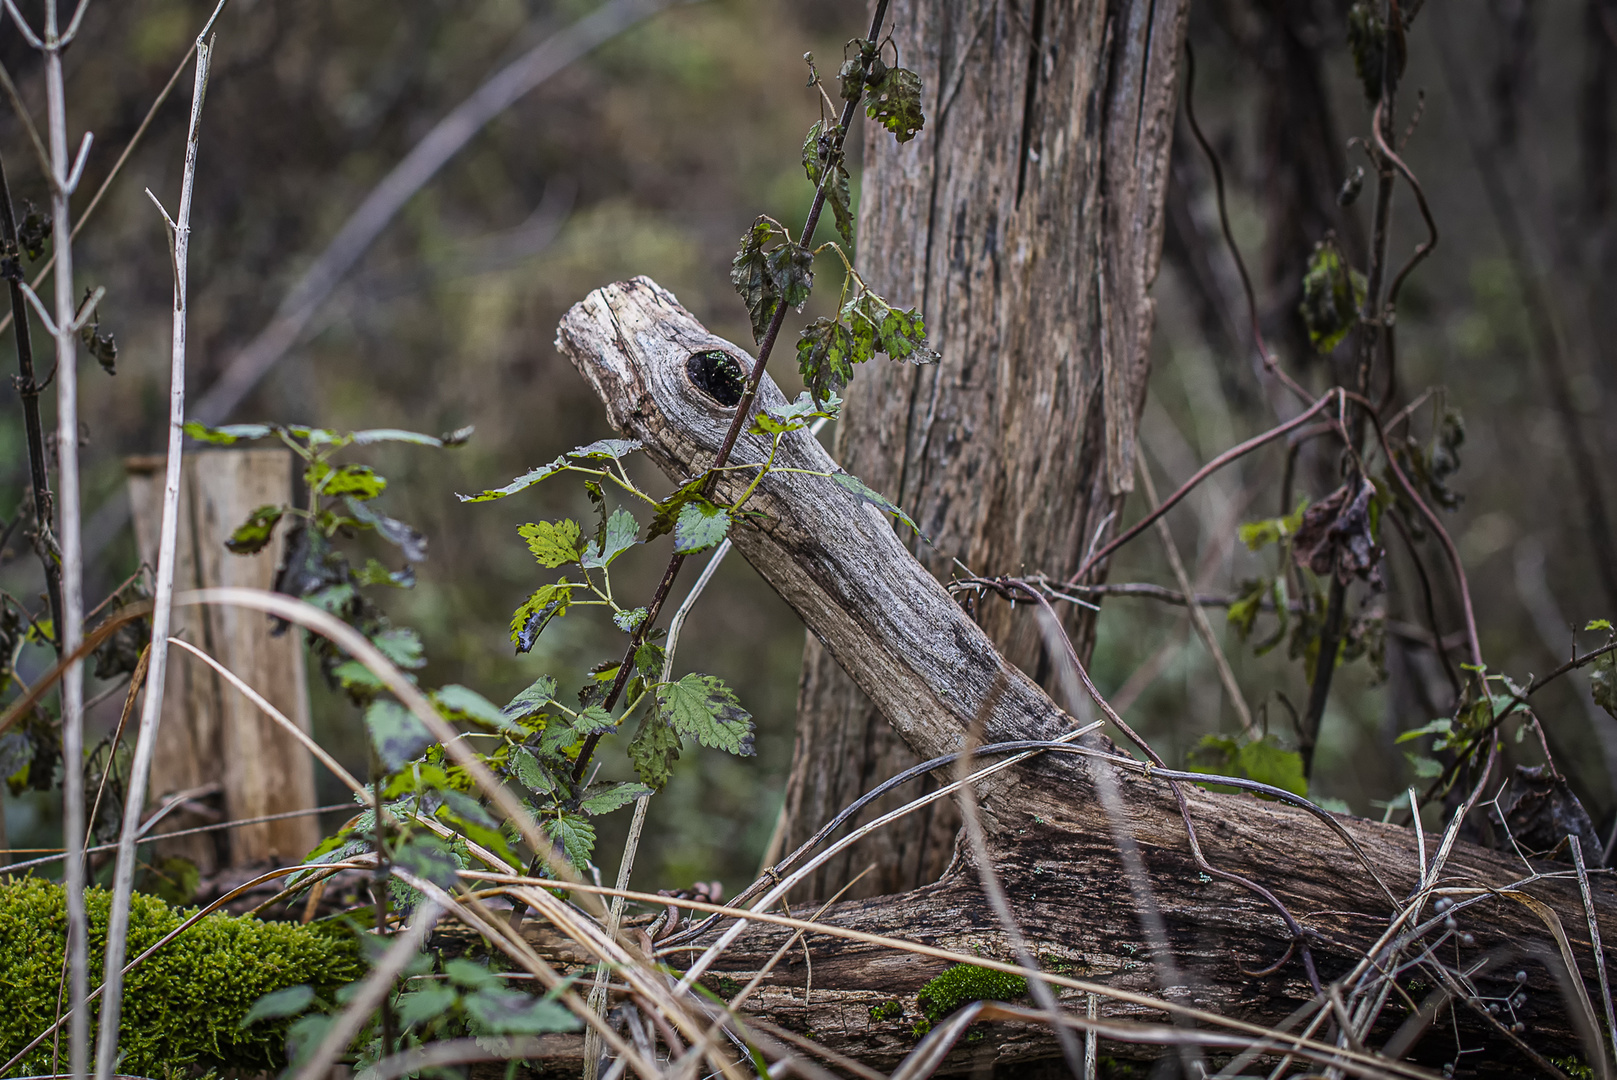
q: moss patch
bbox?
[0,877,362,1075]
[868,1000,902,1022]
[916,963,1028,1022]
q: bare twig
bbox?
[91,27,217,1077]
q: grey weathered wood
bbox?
[556,277,1616,1072]
[126,449,318,868]
[787,0,1193,900]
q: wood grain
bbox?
[555,277,1617,1073]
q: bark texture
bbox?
[784,0,1191,900]
[548,280,1617,1073]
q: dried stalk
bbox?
[91,20,220,1075]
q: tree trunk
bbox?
[552,282,1616,1074]
[779,0,1190,901]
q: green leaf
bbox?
[731,218,784,343]
[842,292,938,365]
[1239,499,1309,551]
[572,704,618,738]
[673,499,731,555]
[543,812,597,871]
[1593,653,1617,721]
[1395,718,1453,745]
[350,427,453,447]
[510,580,576,653]
[225,505,284,555]
[334,659,385,695]
[519,519,583,569]
[345,497,428,562]
[510,748,556,795]
[865,66,925,142]
[395,983,458,1030]
[1186,734,1307,797]
[240,984,315,1028]
[319,463,387,500]
[830,470,922,534]
[502,675,558,724]
[435,789,515,865]
[568,438,642,461]
[372,626,427,669]
[767,242,814,312]
[1226,579,1267,640]
[366,700,436,772]
[1588,619,1613,633]
[628,712,680,791]
[581,508,640,569]
[392,832,462,890]
[635,640,667,678]
[648,476,709,542]
[445,957,499,990]
[802,120,855,251]
[457,456,567,503]
[614,607,648,633]
[434,684,517,731]
[1299,235,1366,355]
[463,986,580,1035]
[580,781,652,816]
[796,317,858,407]
[1405,753,1445,779]
[184,421,274,445]
[657,673,755,756]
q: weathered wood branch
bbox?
[555,277,1617,1074]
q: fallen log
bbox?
[554,276,1617,1076]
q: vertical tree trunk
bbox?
[778,0,1189,900]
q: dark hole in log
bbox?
[686,350,745,407]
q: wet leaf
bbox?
[865,66,925,142]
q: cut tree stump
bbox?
[554,276,1617,1075]
[126,449,318,870]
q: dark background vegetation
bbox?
[0,0,1612,895]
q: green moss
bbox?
[915,963,1028,1022]
[1549,1057,1595,1080]
[0,877,362,1075]
[868,1000,902,1022]
[911,1019,931,1037]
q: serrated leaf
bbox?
[634,640,666,678]
[225,505,284,555]
[865,66,925,142]
[519,519,583,568]
[350,427,448,446]
[543,812,596,871]
[731,218,782,343]
[657,673,755,756]
[393,832,462,890]
[366,700,435,772]
[184,421,274,445]
[463,986,580,1036]
[1593,653,1617,721]
[801,120,856,251]
[842,292,938,365]
[510,747,557,795]
[580,781,652,816]
[766,242,814,311]
[1186,734,1306,797]
[395,983,458,1030]
[372,625,427,669]
[457,456,566,503]
[240,984,315,1028]
[797,317,858,407]
[568,438,642,461]
[1299,235,1365,355]
[649,475,709,542]
[334,659,385,695]
[435,684,517,731]
[346,497,428,562]
[572,704,617,736]
[614,607,648,633]
[510,581,575,653]
[435,789,515,865]
[502,675,557,724]
[320,463,387,500]
[628,712,680,790]
[674,499,730,555]
[445,958,499,989]
[582,508,640,569]
[830,470,921,534]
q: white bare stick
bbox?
[91,26,217,1080]
[190,0,674,426]
[33,0,90,1072]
